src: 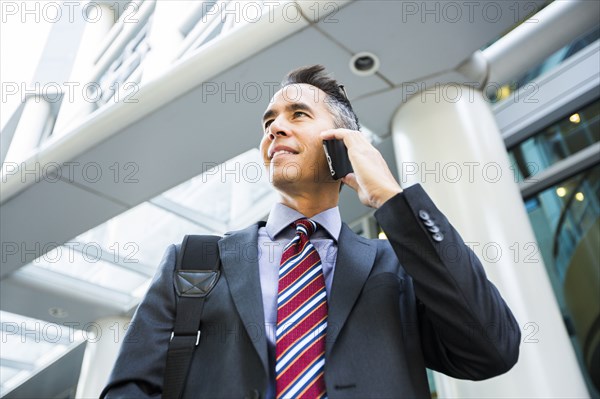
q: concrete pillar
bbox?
[391,84,589,398]
[75,316,131,398]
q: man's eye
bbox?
[264,120,273,129]
[294,111,307,118]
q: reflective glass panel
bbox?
[509,99,599,183]
[0,311,83,395]
[489,27,599,103]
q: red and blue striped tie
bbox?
[275,219,328,399]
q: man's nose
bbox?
[268,118,290,140]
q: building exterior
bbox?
[0,1,598,397]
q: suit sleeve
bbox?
[100,244,178,398]
[374,184,521,380]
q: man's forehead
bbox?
[269,83,328,106]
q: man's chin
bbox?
[269,165,304,187]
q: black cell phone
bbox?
[323,139,353,180]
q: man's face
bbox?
[260,84,336,189]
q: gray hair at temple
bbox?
[281,65,360,132]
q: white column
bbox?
[391,84,589,398]
[52,4,115,137]
[75,316,131,398]
[2,96,51,165]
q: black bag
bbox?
[163,235,221,399]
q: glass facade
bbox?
[490,26,600,103]
[509,27,600,96]
[509,99,599,182]
[524,165,599,298]
[515,100,600,396]
[0,311,84,396]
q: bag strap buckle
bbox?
[170,330,201,347]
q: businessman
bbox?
[101,65,520,398]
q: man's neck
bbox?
[276,187,339,218]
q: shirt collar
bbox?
[265,202,342,242]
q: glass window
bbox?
[526,165,600,283]
[509,99,599,183]
[490,26,600,103]
[0,311,84,396]
[525,165,600,397]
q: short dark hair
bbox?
[281,65,360,131]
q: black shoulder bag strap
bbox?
[163,235,221,399]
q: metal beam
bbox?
[0,358,34,371]
[484,0,600,87]
[520,143,600,200]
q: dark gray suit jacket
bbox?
[101,184,520,398]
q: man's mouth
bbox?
[269,146,298,159]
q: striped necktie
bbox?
[275,219,328,399]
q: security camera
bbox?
[350,52,380,76]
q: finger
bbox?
[321,130,368,156]
[320,128,354,142]
[341,173,359,192]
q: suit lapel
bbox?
[218,223,269,376]
[326,223,377,357]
